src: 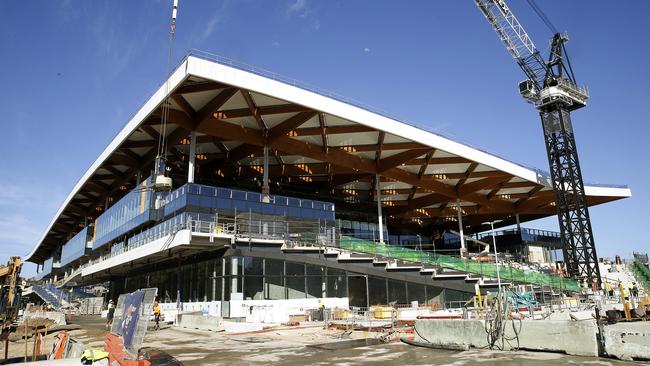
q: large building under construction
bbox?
[26,52,631,308]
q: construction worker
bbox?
[106,300,115,329]
[604,282,612,299]
[153,300,161,330]
[628,282,634,301]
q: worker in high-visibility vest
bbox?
[621,282,629,300]
[153,300,161,331]
[604,282,612,298]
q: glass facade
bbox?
[163,183,335,222]
[42,257,54,277]
[92,181,337,258]
[92,179,161,250]
[338,219,387,242]
[114,255,455,307]
[60,227,89,267]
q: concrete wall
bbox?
[414,318,599,357]
[78,297,104,315]
[176,314,224,332]
[603,322,650,361]
[229,297,349,323]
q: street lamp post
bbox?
[483,220,503,293]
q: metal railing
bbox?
[80,214,336,268]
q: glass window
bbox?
[244,276,264,300]
[188,184,200,194]
[243,257,263,276]
[388,280,407,304]
[264,259,285,300]
[368,276,387,306]
[201,186,216,196]
[306,264,325,298]
[347,273,367,308]
[217,188,231,198]
[444,289,471,308]
[265,276,284,300]
[232,190,246,200]
[265,258,283,277]
[247,192,260,202]
[286,262,305,299]
[326,268,347,298]
[407,283,426,306]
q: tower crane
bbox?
[474,0,601,288]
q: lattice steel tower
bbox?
[475,1,601,288]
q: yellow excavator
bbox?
[0,256,22,340]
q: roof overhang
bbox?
[25,52,631,262]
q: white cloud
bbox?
[201,15,221,42]
[272,41,281,47]
[364,47,370,53]
[286,0,320,31]
[287,0,306,13]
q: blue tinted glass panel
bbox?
[60,227,88,267]
[217,188,231,198]
[232,190,246,200]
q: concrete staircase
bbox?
[31,284,63,309]
[278,240,506,287]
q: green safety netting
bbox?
[631,260,650,290]
[339,236,581,292]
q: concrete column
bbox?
[176,256,182,309]
[212,262,217,301]
[262,146,270,195]
[188,131,197,183]
[376,175,384,243]
[516,213,526,262]
[515,213,521,232]
[456,198,466,257]
[231,257,239,295]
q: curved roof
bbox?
[25,51,631,262]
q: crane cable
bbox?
[156,0,179,173]
[525,0,558,35]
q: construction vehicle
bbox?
[0,256,23,340]
[474,0,601,288]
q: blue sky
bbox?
[1,1,648,276]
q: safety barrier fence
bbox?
[631,260,650,290]
[329,306,397,332]
[338,237,581,292]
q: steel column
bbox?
[187,131,196,183]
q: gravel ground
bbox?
[2,315,645,366]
